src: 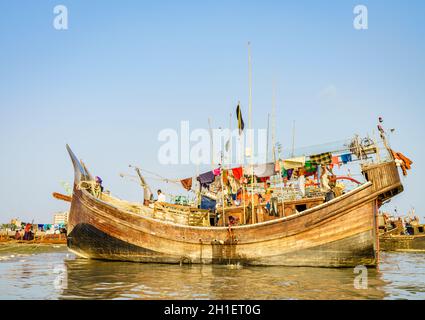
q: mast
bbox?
[130,165,153,203]
[266,113,270,162]
[248,41,256,224]
[272,79,277,163]
[291,120,296,158]
[228,112,232,168]
[208,117,214,167]
[220,152,225,226]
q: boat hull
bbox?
[379,235,425,252]
[67,184,378,267]
[68,222,376,266]
[65,145,393,268]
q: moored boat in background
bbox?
[379,212,425,252]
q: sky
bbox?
[0,0,424,223]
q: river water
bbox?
[0,244,424,300]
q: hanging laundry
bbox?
[391,149,413,176]
[213,168,221,176]
[222,170,229,185]
[340,153,353,164]
[197,171,215,188]
[180,177,193,191]
[309,152,332,165]
[317,165,321,187]
[332,156,341,168]
[304,160,318,173]
[259,177,270,183]
[249,162,276,178]
[232,167,243,181]
[287,169,294,180]
[200,196,216,211]
[282,156,306,170]
[297,167,306,177]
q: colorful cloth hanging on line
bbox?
[200,196,216,210]
[331,156,340,168]
[304,160,318,173]
[222,170,229,184]
[282,156,306,170]
[213,168,221,176]
[391,149,413,176]
[180,177,193,191]
[309,152,332,165]
[232,167,243,181]
[246,162,276,178]
[197,171,215,188]
[340,153,353,164]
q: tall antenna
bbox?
[272,79,277,162]
[291,120,296,158]
[228,112,233,167]
[208,117,214,167]
[248,41,255,224]
[266,113,270,162]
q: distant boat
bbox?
[379,214,425,252]
[65,143,404,267]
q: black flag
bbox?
[236,104,244,135]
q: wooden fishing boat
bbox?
[66,145,404,267]
[379,214,425,252]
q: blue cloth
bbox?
[340,153,352,164]
[200,196,216,211]
[317,165,321,187]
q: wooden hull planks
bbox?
[379,235,425,252]
[65,145,404,267]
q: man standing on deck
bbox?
[157,189,166,203]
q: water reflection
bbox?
[60,257,387,300]
[1,245,424,300]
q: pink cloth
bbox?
[213,168,221,176]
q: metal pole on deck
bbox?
[248,41,256,224]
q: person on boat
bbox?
[235,188,243,206]
[157,189,166,203]
[320,165,335,202]
[95,176,104,192]
[228,215,239,226]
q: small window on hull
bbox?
[295,204,307,212]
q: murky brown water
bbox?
[0,244,424,300]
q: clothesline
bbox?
[130,139,389,196]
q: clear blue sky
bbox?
[1,0,424,223]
